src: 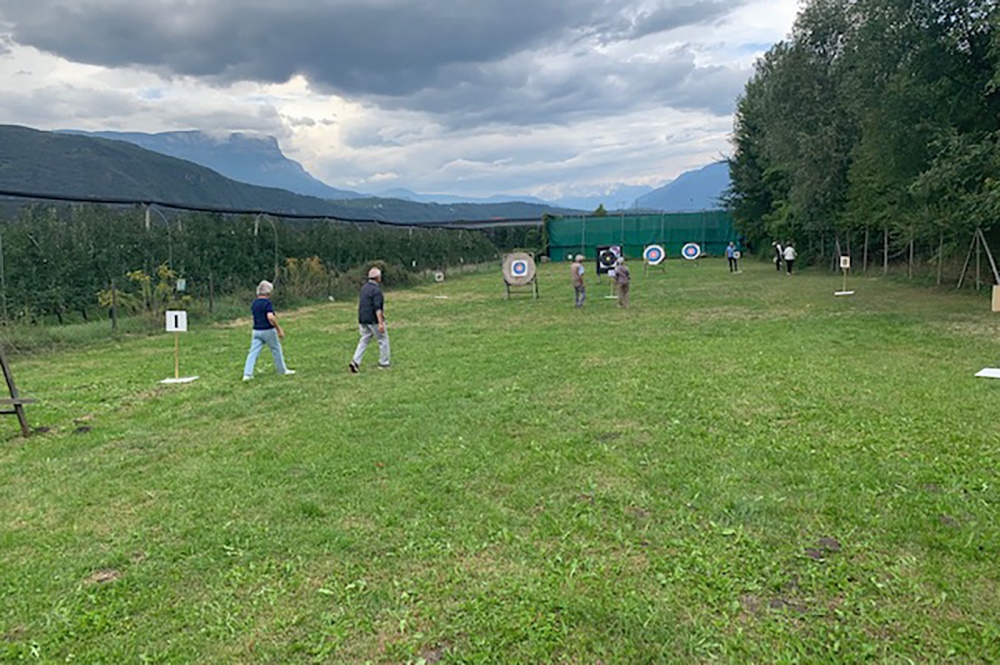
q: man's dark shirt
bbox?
[358,280,384,324]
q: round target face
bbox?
[643,244,665,266]
[681,243,701,260]
[599,250,617,267]
[734,251,741,260]
[502,252,536,286]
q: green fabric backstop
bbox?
[546,211,736,261]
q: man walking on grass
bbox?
[350,267,391,372]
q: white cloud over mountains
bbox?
[0,0,799,199]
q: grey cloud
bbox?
[0,1,748,100]
[379,45,745,132]
[0,83,286,137]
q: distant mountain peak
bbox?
[60,129,363,201]
[636,161,729,212]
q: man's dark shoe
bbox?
[349,361,359,373]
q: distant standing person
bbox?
[773,241,784,271]
[614,256,631,308]
[242,280,295,380]
[349,267,391,373]
[726,241,739,272]
[571,254,586,307]
[783,242,798,275]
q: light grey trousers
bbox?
[352,323,391,367]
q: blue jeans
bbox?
[243,328,288,376]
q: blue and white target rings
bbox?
[502,252,536,286]
[681,242,702,260]
[643,244,665,266]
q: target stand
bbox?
[643,244,666,275]
[160,311,199,384]
[0,345,36,437]
[835,255,855,296]
[502,252,539,299]
[595,245,622,284]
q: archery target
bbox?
[643,244,665,266]
[596,245,622,275]
[734,251,741,260]
[681,243,702,260]
[502,252,536,286]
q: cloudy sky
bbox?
[0,0,799,199]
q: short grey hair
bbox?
[256,280,274,296]
[368,267,382,279]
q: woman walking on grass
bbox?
[242,280,296,380]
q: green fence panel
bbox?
[547,211,736,261]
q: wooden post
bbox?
[937,231,944,286]
[0,345,34,437]
[174,332,180,380]
[209,273,215,314]
[883,227,889,275]
[908,236,914,280]
[863,227,869,273]
[111,279,118,331]
[976,231,982,290]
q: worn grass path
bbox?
[2,259,999,663]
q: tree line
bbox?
[727,0,999,276]
[0,204,518,324]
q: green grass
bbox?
[2,259,999,663]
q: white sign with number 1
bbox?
[161,311,198,383]
[166,310,188,332]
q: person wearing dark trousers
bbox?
[350,267,391,372]
[783,242,797,275]
[726,242,739,272]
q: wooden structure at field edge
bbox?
[0,346,34,437]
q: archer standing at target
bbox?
[614,256,631,308]
[726,242,739,272]
[349,267,391,373]
[570,254,586,307]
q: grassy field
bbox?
[2,258,999,664]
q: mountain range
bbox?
[56,129,730,212]
[0,125,570,223]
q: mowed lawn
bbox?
[2,258,999,664]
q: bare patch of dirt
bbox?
[84,569,122,585]
[818,537,842,552]
[419,641,451,663]
[768,597,809,614]
[625,506,651,521]
[939,514,959,527]
[3,624,27,641]
[73,426,92,434]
